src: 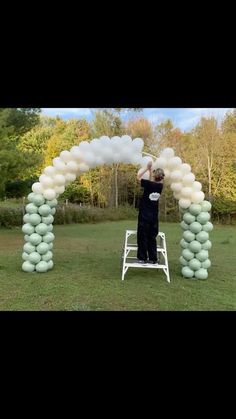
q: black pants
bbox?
[137,216,159,262]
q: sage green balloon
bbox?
[46,199,58,208]
[189,258,202,271]
[189,240,202,253]
[201,240,212,250]
[195,268,208,280]
[197,212,210,224]
[28,192,36,203]
[23,242,36,254]
[29,233,42,246]
[32,193,45,206]
[179,256,188,266]
[181,220,189,231]
[28,251,41,264]
[36,261,48,272]
[48,243,53,250]
[23,213,30,223]
[25,203,38,214]
[196,231,209,243]
[36,242,50,255]
[47,260,54,270]
[28,213,41,226]
[42,215,54,225]
[201,259,211,269]
[183,212,196,224]
[202,222,214,232]
[189,203,202,216]
[38,204,52,217]
[51,207,56,215]
[189,221,202,234]
[22,261,35,272]
[47,224,53,232]
[181,266,194,278]
[182,248,194,261]
[42,232,55,243]
[42,250,53,262]
[24,235,30,242]
[201,200,212,212]
[35,223,48,235]
[22,223,35,235]
[183,230,195,243]
[196,249,209,262]
[22,252,29,261]
[180,239,189,249]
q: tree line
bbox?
[0,108,236,223]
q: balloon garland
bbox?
[21,138,213,279]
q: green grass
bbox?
[0,221,235,311]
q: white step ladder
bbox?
[121,230,170,283]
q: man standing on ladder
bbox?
[137,162,165,265]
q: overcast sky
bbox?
[41,108,234,131]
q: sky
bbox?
[41,108,234,132]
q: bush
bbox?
[0,203,138,228]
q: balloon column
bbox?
[150,147,213,280]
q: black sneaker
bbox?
[149,260,159,264]
[138,260,148,265]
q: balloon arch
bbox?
[21,136,213,280]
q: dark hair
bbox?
[153,168,165,180]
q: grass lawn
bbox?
[0,221,235,311]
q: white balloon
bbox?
[60,150,72,163]
[138,168,150,180]
[79,141,91,152]
[54,185,65,195]
[95,156,105,166]
[44,166,57,177]
[66,161,79,173]
[70,146,83,162]
[152,157,167,170]
[53,174,66,186]
[131,154,143,165]
[181,163,191,174]
[192,181,202,191]
[132,138,144,152]
[170,170,182,182]
[191,191,205,203]
[167,156,182,170]
[90,139,102,153]
[82,152,95,166]
[99,136,111,146]
[78,163,89,172]
[163,168,171,180]
[39,174,54,188]
[179,198,191,209]
[170,182,183,192]
[32,182,44,194]
[43,189,56,200]
[65,173,77,184]
[110,136,121,151]
[53,157,67,173]
[160,147,175,159]
[182,173,195,185]
[181,186,193,199]
[121,135,132,145]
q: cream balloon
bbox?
[191,191,205,204]
[181,163,191,174]
[180,186,193,199]
[60,150,72,163]
[70,146,84,162]
[44,166,57,177]
[192,181,202,191]
[170,182,183,192]
[66,161,79,173]
[132,138,144,152]
[167,156,182,170]
[39,174,54,189]
[152,157,167,170]
[32,182,44,194]
[53,174,66,186]
[182,173,195,186]
[170,170,183,182]
[53,158,67,173]
[179,198,191,209]
[43,189,56,200]
[160,148,175,159]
